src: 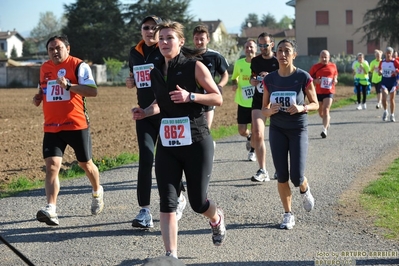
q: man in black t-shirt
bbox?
[249,32,279,182]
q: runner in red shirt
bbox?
[32,35,104,226]
[309,50,338,138]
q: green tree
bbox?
[122,0,193,47]
[260,13,278,28]
[278,15,294,29]
[22,39,37,57]
[357,0,399,48]
[241,13,260,30]
[63,0,127,63]
[10,45,17,58]
[103,57,124,82]
[30,12,65,41]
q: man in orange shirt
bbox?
[309,50,338,138]
[32,35,104,226]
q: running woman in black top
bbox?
[262,39,318,230]
[132,20,226,259]
[126,15,186,229]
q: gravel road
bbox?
[1,98,399,266]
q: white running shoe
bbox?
[356,104,362,110]
[165,251,178,259]
[36,205,59,226]
[176,194,187,221]
[301,185,315,212]
[132,208,154,228]
[383,110,388,121]
[91,185,104,215]
[251,168,270,182]
[280,212,295,229]
[362,103,367,110]
[247,151,256,162]
[390,114,395,122]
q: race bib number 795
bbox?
[133,63,154,88]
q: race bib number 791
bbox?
[46,80,71,102]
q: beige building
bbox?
[286,0,388,56]
[193,20,228,43]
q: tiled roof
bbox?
[0,31,25,41]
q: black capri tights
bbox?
[269,125,308,187]
[155,134,214,213]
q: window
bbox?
[308,37,327,55]
[316,11,329,25]
[346,10,353,25]
[367,39,380,54]
[346,40,353,54]
[0,43,4,51]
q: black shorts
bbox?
[373,82,382,94]
[251,89,263,110]
[317,93,334,102]
[237,105,252,124]
[43,128,93,162]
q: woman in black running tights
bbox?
[132,20,226,259]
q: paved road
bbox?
[1,98,399,266]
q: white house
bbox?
[0,30,25,58]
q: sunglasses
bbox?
[142,25,156,31]
[258,43,271,49]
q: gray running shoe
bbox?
[176,194,187,221]
[273,172,278,179]
[390,114,395,122]
[251,169,270,182]
[132,208,154,228]
[91,185,104,215]
[383,110,388,121]
[246,134,252,151]
[36,205,59,226]
[210,208,226,246]
[301,185,315,212]
[280,212,295,229]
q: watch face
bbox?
[190,93,195,101]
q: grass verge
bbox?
[359,158,399,240]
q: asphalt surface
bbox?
[1,98,399,266]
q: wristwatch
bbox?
[189,92,195,103]
[65,80,71,91]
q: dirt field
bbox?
[0,85,354,185]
